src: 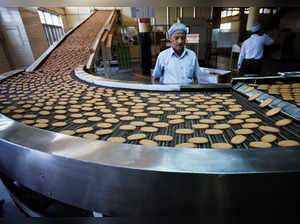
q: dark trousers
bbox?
[239,59,262,76]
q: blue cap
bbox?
[168,23,188,37]
[251,24,261,33]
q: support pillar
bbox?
[138,18,152,77]
[246,7,259,31]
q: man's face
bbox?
[170,30,186,52]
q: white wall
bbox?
[0,7,34,69]
[19,7,48,60]
[64,7,93,29]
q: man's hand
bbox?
[193,76,198,84]
[152,77,160,84]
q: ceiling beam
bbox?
[1,0,299,7]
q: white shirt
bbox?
[152,47,203,84]
[238,34,274,69]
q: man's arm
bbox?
[237,43,245,71]
[152,54,163,84]
[193,57,201,84]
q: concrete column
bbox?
[166,6,169,30]
[246,7,259,31]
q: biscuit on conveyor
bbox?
[175,143,196,148]
[144,117,160,123]
[95,129,112,135]
[14,109,25,113]
[192,123,209,129]
[241,123,258,129]
[206,108,220,112]
[259,125,280,133]
[188,137,209,144]
[60,130,75,136]
[107,137,126,143]
[248,93,261,101]
[55,110,67,114]
[205,129,223,135]
[105,118,119,124]
[24,114,37,119]
[83,134,99,140]
[120,116,135,121]
[259,98,272,108]
[140,126,158,133]
[102,114,116,118]
[152,122,169,128]
[235,129,253,135]
[52,121,67,127]
[185,115,200,120]
[127,133,146,141]
[249,141,272,148]
[154,135,173,142]
[210,115,225,120]
[38,110,50,116]
[31,107,40,112]
[68,108,80,113]
[96,122,113,129]
[70,113,83,118]
[176,129,194,134]
[168,119,184,125]
[33,123,48,128]
[116,111,128,116]
[275,119,292,127]
[277,140,299,147]
[261,134,277,143]
[88,117,102,122]
[211,143,232,149]
[186,108,199,112]
[243,86,255,94]
[242,111,256,116]
[139,139,158,146]
[120,125,136,131]
[214,111,230,116]
[177,111,191,116]
[266,107,281,117]
[167,115,182,119]
[245,118,261,123]
[12,114,23,119]
[84,112,97,116]
[228,107,243,112]
[199,119,216,124]
[213,124,231,129]
[231,135,246,144]
[162,107,176,111]
[235,114,250,119]
[150,111,164,115]
[36,119,49,123]
[228,119,244,125]
[73,119,88,124]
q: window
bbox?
[221,8,241,18]
[220,23,231,30]
[38,9,65,46]
[259,8,278,14]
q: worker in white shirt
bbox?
[237,24,274,76]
